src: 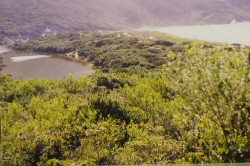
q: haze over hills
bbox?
[1,0,250,38]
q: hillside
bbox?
[1,0,250,37]
[1,34,250,164]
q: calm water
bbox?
[0,46,94,80]
[141,22,250,46]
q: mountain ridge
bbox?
[1,0,250,38]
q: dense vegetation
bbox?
[14,32,186,73]
[1,39,250,165]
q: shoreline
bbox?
[0,46,95,79]
[0,45,94,68]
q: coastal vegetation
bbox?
[1,33,250,165]
[13,32,186,73]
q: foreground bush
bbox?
[0,44,249,165]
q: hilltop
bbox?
[1,0,250,38]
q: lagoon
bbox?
[0,46,94,80]
[141,22,250,46]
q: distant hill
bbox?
[1,0,250,38]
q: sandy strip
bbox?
[10,55,50,62]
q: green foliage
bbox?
[0,43,249,165]
[163,43,250,163]
[14,32,176,72]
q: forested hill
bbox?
[1,0,250,38]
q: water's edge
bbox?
[0,46,94,80]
